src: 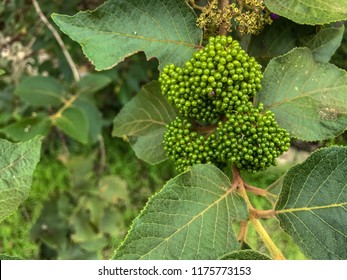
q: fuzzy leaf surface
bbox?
[220,249,271,260]
[301,25,345,63]
[113,81,177,164]
[113,164,248,260]
[257,48,347,141]
[51,0,202,71]
[275,147,347,260]
[0,138,41,222]
[265,0,347,25]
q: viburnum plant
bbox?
[51,0,347,260]
[1,0,346,260]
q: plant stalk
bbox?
[32,0,80,83]
[232,166,286,259]
[250,217,285,260]
[218,0,230,35]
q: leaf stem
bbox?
[232,166,286,259]
[244,182,277,198]
[250,208,276,219]
[250,217,285,260]
[49,93,80,123]
[237,220,248,242]
[32,0,80,83]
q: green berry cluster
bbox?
[160,35,290,173]
[159,36,262,123]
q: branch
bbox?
[218,0,230,35]
[32,0,80,82]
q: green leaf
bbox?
[220,249,271,260]
[0,113,51,141]
[264,0,347,25]
[248,18,315,66]
[257,47,347,141]
[51,0,202,71]
[275,146,347,260]
[301,25,345,63]
[113,81,177,164]
[76,73,112,96]
[15,76,65,106]
[0,69,5,76]
[130,127,167,164]
[0,138,42,222]
[113,164,248,260]
[248,21,344,66]
[74,99,102,144]
[55,106,89,144]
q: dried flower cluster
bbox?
[194,0,273,36]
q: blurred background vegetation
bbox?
[0,0,346,260]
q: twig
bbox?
[32,0,80,82]
[188,0,204,11]
[49,93,80,122]
[97,134,106,177]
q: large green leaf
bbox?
[113,81,177,164]
[0,69,5,76]
[55,106,89,144]
[0,138,42,222]
[113,164,248,259]
[275,146,347,260]
[265,0,347,25]
[0,113,51,142]
[15,76,65,106]
[301,25,345,63]
[51,0,202,71]
[257,48,347,141]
